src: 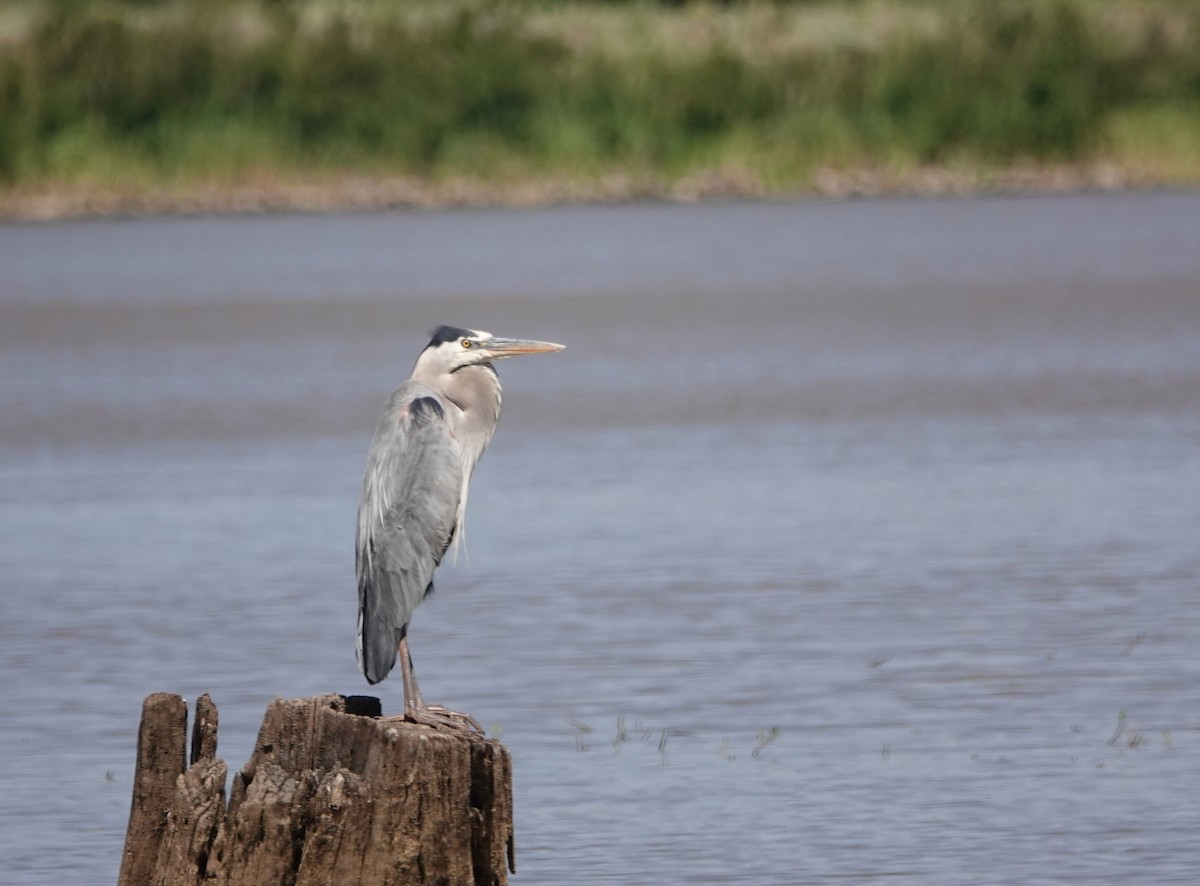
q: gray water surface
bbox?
[2,193,1199,884]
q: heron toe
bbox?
[388,704,483,734]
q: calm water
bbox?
[2,193,1199,884]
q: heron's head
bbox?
[415,325,565,377]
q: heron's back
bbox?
[356,384,462,684]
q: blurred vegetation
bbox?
[1,0,1198,204]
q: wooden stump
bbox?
[118,693,514,886]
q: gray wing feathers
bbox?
[356,384,462,684]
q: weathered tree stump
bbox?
[118,693,514,886]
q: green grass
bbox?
[1,0,1199,210]
[1107,104,1200,182]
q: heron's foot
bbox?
[420,703,484,734]
[387,704,484,734]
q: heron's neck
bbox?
[444,364,502,426]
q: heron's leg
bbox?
[391,635,483,734]
[398,634,422,717]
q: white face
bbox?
[448,330,494,368]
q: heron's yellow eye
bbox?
[462,339,473,349]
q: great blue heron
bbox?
[356,325,564,730]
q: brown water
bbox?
[2,193,1199,883]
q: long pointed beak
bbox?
[483,337,565,357]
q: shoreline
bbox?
[0,160,1182,223]
[6,1,1198,224]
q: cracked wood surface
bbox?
[118,693,514,886]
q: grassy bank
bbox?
[2,0,1199,218]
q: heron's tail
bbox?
[357,587,403,685]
